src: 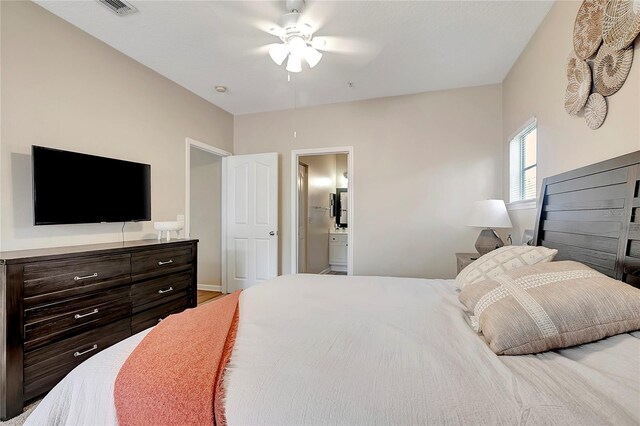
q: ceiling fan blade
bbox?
[229,0,285,36]
[298,0,332,34]
[311,36,381,55]
[312,36,385,69]
[249,43,283,56]
[254,20,284,38]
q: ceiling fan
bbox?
[267,0,327,73]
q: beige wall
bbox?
[235,84,504,278]
[7,0,632,280]
[299,154,336,273]
[190,147,222,286]
[0,1,233,251]
[503,0,640,241]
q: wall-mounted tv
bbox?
[32,146,151,225]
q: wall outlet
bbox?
[177,214,185,224]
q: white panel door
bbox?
[225,153,278,291]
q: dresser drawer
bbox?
[131,296,191,334]
[23,254,131,306]
[24,286,131,351]
[131,246,192,279]
[23,319,131,401]
[330,234,348,243]
[131,271,192,313]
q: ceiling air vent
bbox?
[97,0,138,16]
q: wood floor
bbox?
[197,290,224,306]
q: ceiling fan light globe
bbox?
[286,55,302,73]
[269,43,289,66]
[288,36,307,58]
[304,46,322,68]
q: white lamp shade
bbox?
[467,199,512,228]
[288,36,307,57]
[286,55,302,73]
[269,43,289,66]
[304,46,322,68]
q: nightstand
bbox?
[456,252,479,274]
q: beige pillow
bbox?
[456,245,557,289]
[458,261,640,355]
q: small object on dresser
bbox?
[154,221,183,241]
[466,200,513,255]
[456,252,479,274]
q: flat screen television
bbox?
[32,146,151,225]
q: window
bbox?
[509,119,537,203]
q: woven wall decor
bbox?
[565,56,592,115]
[574,0,607,59]
[602,0,640,50]
[566,53,579,78]
[584,93,608,129]
[594,42,634,96]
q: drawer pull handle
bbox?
[74,344,98,358]
[74,308,99,320]
[158,260,174,266]
[158,287,174,294]
[74,273,98,281]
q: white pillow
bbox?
[456,245,558,289]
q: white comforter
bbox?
[27,274,640,425]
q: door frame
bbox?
[184,137,232,293]
[290,146,354,275]
[297,162,309,273]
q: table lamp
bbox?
[467,200,513,255]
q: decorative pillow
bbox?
[458,261,640,355]
[456,245,558,289]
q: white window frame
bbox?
[508,117,537,210]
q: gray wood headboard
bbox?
[533,151,640,288]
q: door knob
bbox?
[269,231,276,236]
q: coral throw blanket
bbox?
[114,291,241,426]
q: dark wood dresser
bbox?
[0,239,198,420]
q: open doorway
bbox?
[291,147,354,275]
[184,138,231,302]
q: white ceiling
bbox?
[35,0,553,115]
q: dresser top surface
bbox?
[1,239,198,264]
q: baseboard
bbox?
[330,265,347,272]
[319,267,332,275]
[197,284,222,292]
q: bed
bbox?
[26,151,640,425]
